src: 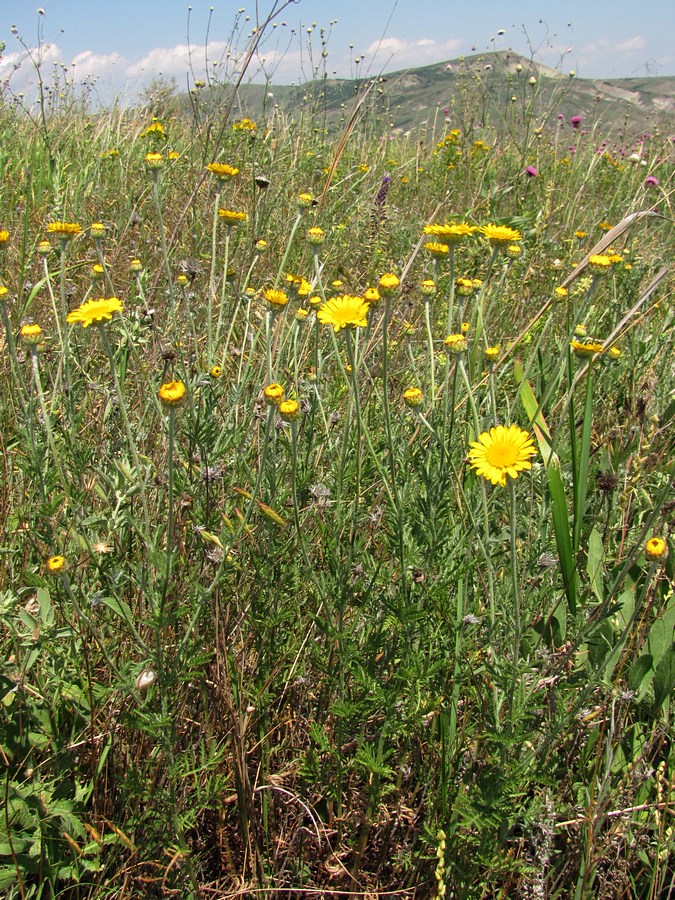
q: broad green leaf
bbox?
[586,527,604,602]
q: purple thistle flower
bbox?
[525,165,538,177]
[570,115,582,128]
[645,175,659,187]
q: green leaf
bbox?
[652,645,675,711]
[628,654,653,696]
[586,527,604,602]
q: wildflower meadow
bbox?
[0,19,674,900]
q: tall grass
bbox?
[0,32,674,899]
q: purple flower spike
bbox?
[645,175,659,187]
[525,165,538,177]
[570,115,582,128]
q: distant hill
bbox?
[184,51,675,138]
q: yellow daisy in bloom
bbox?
[571,339,603,359]
[424,241,449,259]
[145,152,164,170]
[588,254,612,275]
[91,263,105,279]
[484,345,500,363]
[480,224,522,245]
[218,209,247,226]
[263,383,284,406]
[444,333,467,353]
[20,323,43,345]
[554,286,568,299]
[47,555,67,573]
[468,424,537,487]
[67,297,123,328]
[461,322,470,334]
[574,230,587,239]
[403,387,424,408]
[168,151,180,160]
[297,193,315,208]
[232,118,257,132]
[279,399,300,422]
[47,221,82,239]
[142,121,166,139]
[606,253,622,264]
[645,537,668,561]
[307,227,326,245]
[364,287,381,304]
[598,221,613,231]
[0,286,8,301]
[378,273,400,295]
[263,288,289,309]
[158,380,187,408]
[506,244,522,258]
[455,277,474,296]
[0,229,10,244]
[317,295,370,332]
[209,365,222,378]
[206,162,239,180]
[423,222,476,243]
[607,346,622,360]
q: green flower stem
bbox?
[29,347,69,489]
[445,245,456,336]
[290,421,326,604]
[274,213,303,288]
[474,246,499,355]
[97,323,150,537]
[424,297,436,403]
[151,171,176,327]
[458,358,481,439]
[508,477,522,726]
[213,227,232,352]
[1,301,27,409]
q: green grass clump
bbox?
[0,37,674,900]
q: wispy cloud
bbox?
[615,36,646,53]
[363,36,464,71]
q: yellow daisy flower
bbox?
[468,424,537,487]
[316,295,370,332]
[158,380,187,408]
[645,537,668,561]
[67,297,123,328]
[422,222,476,243]
[47,555,67,573]
[218,209,247,226]
[263,288,289,309]
[47,221,82,239]
[480,224,522,245]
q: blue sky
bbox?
[2,0,673,103]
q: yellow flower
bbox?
[142,120,166,139]
[145,152,164,170]
[255,239,267,252]
[67,297,123,328]
[455,277,474,296]
[232,118,257,132]
[263,383,284,406]
[20,323,43,345]
[168,151,180,160]
[91,263,105,279]
[47,221,82,239]
[47,555,66,573]
[130,258,143,272]
[317,295,370,332]
[403,387,424,408]
[279,399,300,421]
[0,286,8,301]
[444,333,467,353]
[206,162,239,180]
[307,227,326,245]
[420,280,436,297]
[461,322,470,334]
[0,229,10,244]
[588,254,612,275]
[480,224,522,245]
[645,537,668,562]
[218,209,247,226]
[468,424,537,487]
[37,240,51,256]
[424,241,449,259]
[571,339,603,359]
[506,244,522,258]
[378,273,400,295]
[607,346,622,360]
[423,222,476,244]
[210,365,223,378]
[574,230,587,239]
[158,380,187,408]
[90,222,106,238]
[364,287,381,304]
[598,221,613,231]
[295,308,309,321]
[263,288,289,310]
[297,193,314,208]
[484,345,500,363]
[177,273,189,286]
[554,286,568,299]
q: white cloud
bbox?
[362,36,464,71]
[615,36,646,53]
[71,50,125,78]
[124,41,231,79]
